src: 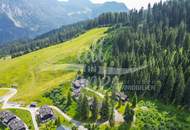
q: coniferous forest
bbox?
[84,0,190,108]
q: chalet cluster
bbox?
[0,111,27,130]
[72,77,88,97]
[37,105,55,123]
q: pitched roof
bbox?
[0,111,16,124]
[8,118,26,130]
[73,80,81,88]
[73,79,88,88]
[38,105,54,118]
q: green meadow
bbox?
[0,89,9,97]
[0,27,108,104]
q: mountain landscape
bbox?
[0,0,127,43]
[0,0,190,130]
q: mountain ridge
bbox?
[0,0,127,43]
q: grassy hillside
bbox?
[0,89,9,97]
[0,27,107,104]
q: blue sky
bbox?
[59,0,166,10]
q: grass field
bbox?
[0,27,107,104]
[0,89,9,97]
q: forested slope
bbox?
[84,0,190,108]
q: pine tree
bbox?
[100,93,111,121]
[91,96,99,121]
[185,66,190,82]
[183,77,190,107]
[184,34,190,51]
[132,92,137,108]
[111,76,120,100]
[167,30,176,49]
[77,94,83,118]
[81,95,90,120]
[174,66,186,104]
[66,91,72,107]
[124,103,134,122]
[154,80,162,98]
[109,106,115,127]
[176,22,186,46]
[163,67,175,103]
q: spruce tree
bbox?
[163,67,175,103]
[132,92,138,108]
[109,106,115,127]
[78,94,83,119]
[81,95,90,120]
[183,77,190,107]
[91,96,99,121]
[154,80,162,98]
[111,76,120,100]
[184,77,190,108]
[100,93,111,121]
[66,91,72,107]
[184,34,190,51]
[124,103,134,122]
[174,66,186,104]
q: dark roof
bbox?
[0,111,16,124]
[73,80,81,88]
[0,111,11,119]
[72,79,88,88]
[8,118,26,130]
[39,105,54,118]
[0,111,9,119]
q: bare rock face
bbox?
[0,0,128,43]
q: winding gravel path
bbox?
[0,88,86,130]
[0,88,39,130]
[0,87,124,130]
